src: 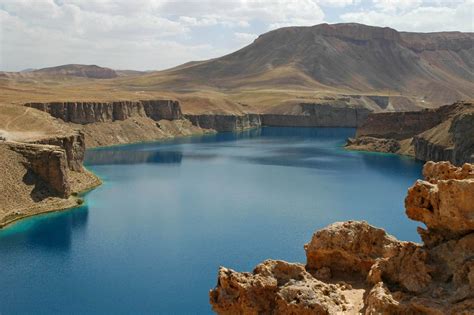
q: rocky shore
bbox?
[209,161,474,314]
[346,101,474,165]
[0,100,209,227]
[0,134,101,228]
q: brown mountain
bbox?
[151,23,473,107]
[33,64,118,79]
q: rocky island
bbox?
[210,161,474,314]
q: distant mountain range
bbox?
[3,23,473,109]
[154,23,473,106]
[32,64,119,79]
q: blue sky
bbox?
[0,0,472,71]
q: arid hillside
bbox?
[144,23,474,107]
[1,23,472,114]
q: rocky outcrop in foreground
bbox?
[346,101,474,165]
[210,161,474,314]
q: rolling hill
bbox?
[145,23,473,107]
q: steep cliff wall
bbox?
[26,100,183,124]
[261,103,371,128]
[348,101,474,165]
[7,142,71,197]
[356,103,457,139]
[185,113,261,132]
[31,131,86,171]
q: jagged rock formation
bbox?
[210,260,351,314]
[305,221,399,277]
[210,161,474,314]
[261,103,371,128]
[346,101,474,165]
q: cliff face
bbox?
[31,132,86,171]
[261,103,371,128]
[185,102,371,132]
[185,113,261,132]
[355,104,457,140]
[347,101,474,165]
[7,142,71,197]
[210,161,474,314]
[26,100,183,124]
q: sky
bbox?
[0,0,473,71]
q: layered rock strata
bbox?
[185,113,261,132]
[7,142,72,197]
[210,161,474,314]
[0,131,100,228]
[261,103,371,128]
[26,100,183,124]
[346,101,474,165]
[24,100,210,148]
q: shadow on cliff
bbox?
[22,168,60,202]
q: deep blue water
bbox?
[0,127,423,314]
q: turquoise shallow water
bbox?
[0,127,423,314]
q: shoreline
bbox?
[0,169,102,230]
[0,126,423,231]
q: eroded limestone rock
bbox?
[209,260,349,315]
[305,221,399,276]
[210,161,474,314]
[405,161,474,242]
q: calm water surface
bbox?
[0,127,423,314]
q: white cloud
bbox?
[372,0,422,12]
[0,0,472,71]
[234,32,258,45]
[317,0,360,7]
[341,0,474,32]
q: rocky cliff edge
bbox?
[210,161,474,314]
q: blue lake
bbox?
[0,127,423,314]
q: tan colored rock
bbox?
[209,260,349,314]
[365,282,406,315]
[345,136,401,153]
[368,242,433,293]
[8,142,71,197]
[423,161,474,183]
[210,162,474,314]
[405,162,474,241]
[304,221,399,276]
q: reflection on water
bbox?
[86,150,184,165]
[0,205,88,251]
[0,127,423,314]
